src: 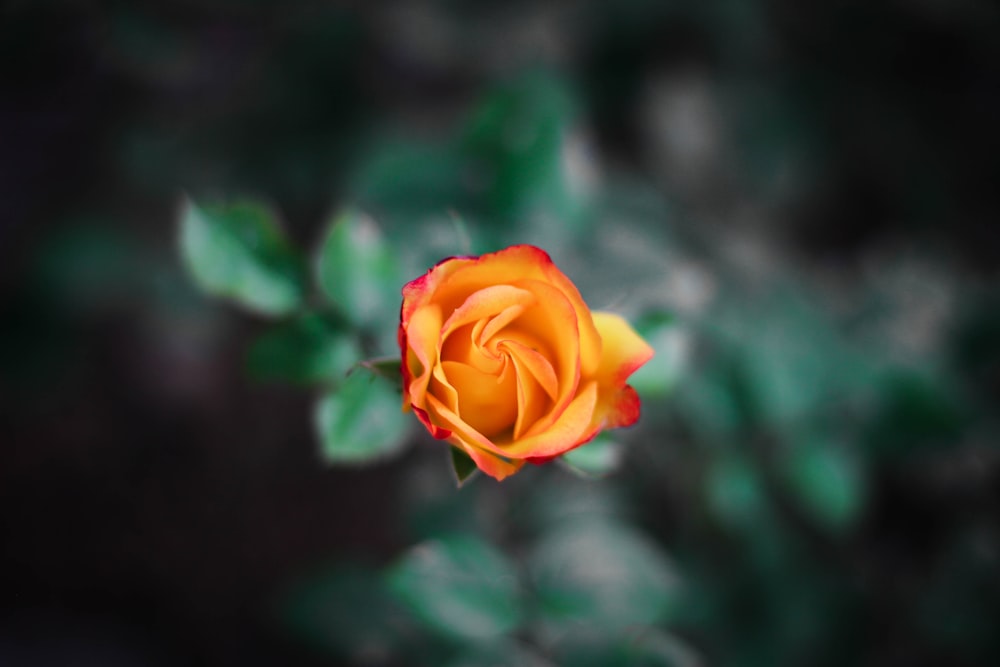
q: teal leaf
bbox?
[315,208,399,329]
[178,196,306,316]
[705,453,768,531]
[450,448,479,486]
[315,369,410,464]
[629,313,688,398]
[349,138,471,218]
[460,71,586,234]
[780,440,865,535]
[559,434,622,478]
[246,312,360,385]
[528,522,678,635]
[386,535,522,641]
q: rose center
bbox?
[438,309,558,438]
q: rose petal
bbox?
[498,338,559,439]
[430,363,459,412]
[498,339,559,401]
[508,350,549,440]
[440,360,517,437]
[525,427,599,464]
[425,393,525,463]
[422,246,602,375]
[401,255,476,324]
[451,443,524,481]
[589,311,655,429]
[601,384,643,429]
[441,285,535,340]
[501,380,599,458]
[402,303,443,411]
[504,278,581,434]
[411,405,452,440]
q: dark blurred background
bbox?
[2,1,1000,666]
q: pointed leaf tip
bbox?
[450,447,480,486]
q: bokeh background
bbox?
[3,1,1000,665]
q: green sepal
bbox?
[450,447,479,487]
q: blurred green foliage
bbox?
[5,2,1000,666]
[315,208,400,332]
[180,198,308,316]
[315,369,410,465]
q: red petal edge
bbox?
[411,405,452,440]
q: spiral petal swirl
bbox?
[399,245,654,480]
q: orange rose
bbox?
[399,244,654,480]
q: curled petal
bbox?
[401,303,443,411]
[451,443,523,481]
[441,285,535,340]
[425,393,528,466]
[501,380,599,458]
[589,311,655,429]
[401,254,476,324]
[441,360,517,437]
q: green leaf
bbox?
[460,71,587,234]
[246,312,360,385]
[559,434,622,478]
[315,369,411,464]
[349,137,472,218]
[528,522,678,635]
[629,313,689,398]
[780,440,865,535]
[705,453,768,531]
[450,448,479,486]
[386,535,522,642]
[315,208,399,329]
[178,196,306,316]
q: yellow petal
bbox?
[589,311,654,429]
[591,312,655,384]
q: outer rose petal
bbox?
[452,443,524,481]
[401,303,443,412]
[589,311,655,429]
[499,380,598,458]
[400,254,476,324]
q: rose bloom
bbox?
[399,244,654,480]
